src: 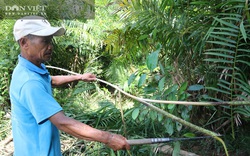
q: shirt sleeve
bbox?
[20,80,63,124]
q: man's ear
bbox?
[19,37,29,49]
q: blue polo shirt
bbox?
[10,55,63,156]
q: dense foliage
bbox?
[1,0,250,155]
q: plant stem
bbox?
[96,78,228,156]
[47,65,250,106]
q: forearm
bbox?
[50,111,129,151]
[51,75,81,86]
[50,111,110,143]
[57,116,110,143]
[51,73,96,86]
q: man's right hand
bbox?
[105,133,130,151]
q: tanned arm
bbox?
[51,73,96,87]
[49,111,130,151]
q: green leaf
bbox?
[206,48,235,54]
[138,34,148,40]
[159,61,165,74]
[152,28,157,40]
[236,54,250,59]
[208,34,236,44]
[179,93,187,101]
[138,74,147,87]
[234,107,250,117]
[217,83,231,92]
[236,60,250,67]
[206,87,231,94]
[139,109,148,121]
[206,41,236,48]
[179,82,188,92]
[132,108,140,120]
[73,85,95,95]
[204,58,234,64]
[238,49,250,53]
[146,45,161,72]
[150,111,157,121]
[168,104,175,110]
[183,132,196,138]
[143,86,157,94]
[128,73,137,86]
[158,77,165,91]
[164,84,179,96]
[158,113,163,122]
[168,92,178,101]
[176,122,182,131]
[181,108,190,120]
[205,52,234,58]
[191,1,210,5]
[165,119,174,135]
[188,84,204,91]
[210,31,238,37]
[123,109,134,118]
[154,75,161,81]
[240,21,247,42]
[213,27,238,33]
[173,141,181,156]
[213,17,239,29]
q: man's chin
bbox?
[43,57,52,63]
[44,54,52,61]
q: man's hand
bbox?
[105,133,130,151]
[78,73,96,82]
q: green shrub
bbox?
[0,19,19,117]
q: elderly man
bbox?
[9,15,130,156]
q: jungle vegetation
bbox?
[1,0,250,155]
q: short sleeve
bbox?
[20,80,62,124]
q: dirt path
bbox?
[0,134,14,156]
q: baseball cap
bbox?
[13,16,66,41]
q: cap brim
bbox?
[30,27,65,37]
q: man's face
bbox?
[26,35,54,65]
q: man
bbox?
[9,15,130,156]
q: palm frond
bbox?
[204,2,250,100]
[203,0,250,135]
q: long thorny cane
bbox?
[46,65,230,156]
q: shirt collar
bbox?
[18,54,49,75]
